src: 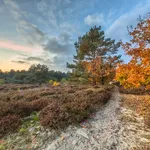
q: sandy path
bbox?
[40,87,150,150]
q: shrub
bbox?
[0,102,12,117]
[0,115,21,137]
[31,99,50,111]
[0,79,4,85]
[119,86,150,95]
[0,99,51,118]
[39,89,111,129]
[52,81,60,86]
[49,80,53,84]
[40,102,68,129]
[0,84,112,135]
[61,78,67,84]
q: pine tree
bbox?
[67,26,121,85]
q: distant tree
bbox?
[29,64,49,84]
[0,70,4,78]
[9,69,16,78]
[67,26,121,85]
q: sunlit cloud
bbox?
[0,60,30,71]
[0,40,41,53]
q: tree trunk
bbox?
[93,79,96,86]
[101,77,104,85]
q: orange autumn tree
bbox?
[83,56,122,85]
[116,13,150,89]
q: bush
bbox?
[61,78,67,84]
[0,115,21,137]
[39,89,111,129]
[0,99,51,118]
[0,84,112,136]
[40,101,69,129]
[119,86,150,95]
[49,80,53,84]
[31,98,51,111]
[52,81,60,86]
[0,79,4,85]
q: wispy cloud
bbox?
[12,60,29,64]
[84,13,105,26]
[17,20,46,46]
[0,40,35,52]
[106,0,150,41]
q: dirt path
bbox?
[39,87,150,150]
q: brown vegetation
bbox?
[0,115,21,138]
[121,93,150,128]
[0,84,113,137]
[40,88,111,128]
[119,86,150,95]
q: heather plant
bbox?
[0,84,112,136]
[0,115,21,137]
[39,88,112,129]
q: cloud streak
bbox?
[12,60,29,64]
[84,13,105,26]
[0,40,35,53]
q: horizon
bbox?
[0,0,150,72]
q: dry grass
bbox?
[0,84,113,137]
[121,94,150,128]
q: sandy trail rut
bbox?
[41,87,150,150]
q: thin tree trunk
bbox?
[101,77,104,85]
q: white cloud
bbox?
[84,13,105,26]
[16,20,46,46]
[43,32,74,54]
[106,0,150,41]
[37,0,72,30]
[3,0,26,20]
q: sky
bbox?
[0,0,150,72]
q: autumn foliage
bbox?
[83,56,121,85]
[116,13,150,89]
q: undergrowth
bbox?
[121,94,150,128]
[0,84,113,137]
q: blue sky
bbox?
[0,0,150,71]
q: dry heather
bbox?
[121,94,150,128]
[0,84,113,137]
[0,84,40,92]
[119,86,150,95]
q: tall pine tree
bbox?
[67,26,121,85]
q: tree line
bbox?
[0,64,69,84]
[0,13,149,89]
